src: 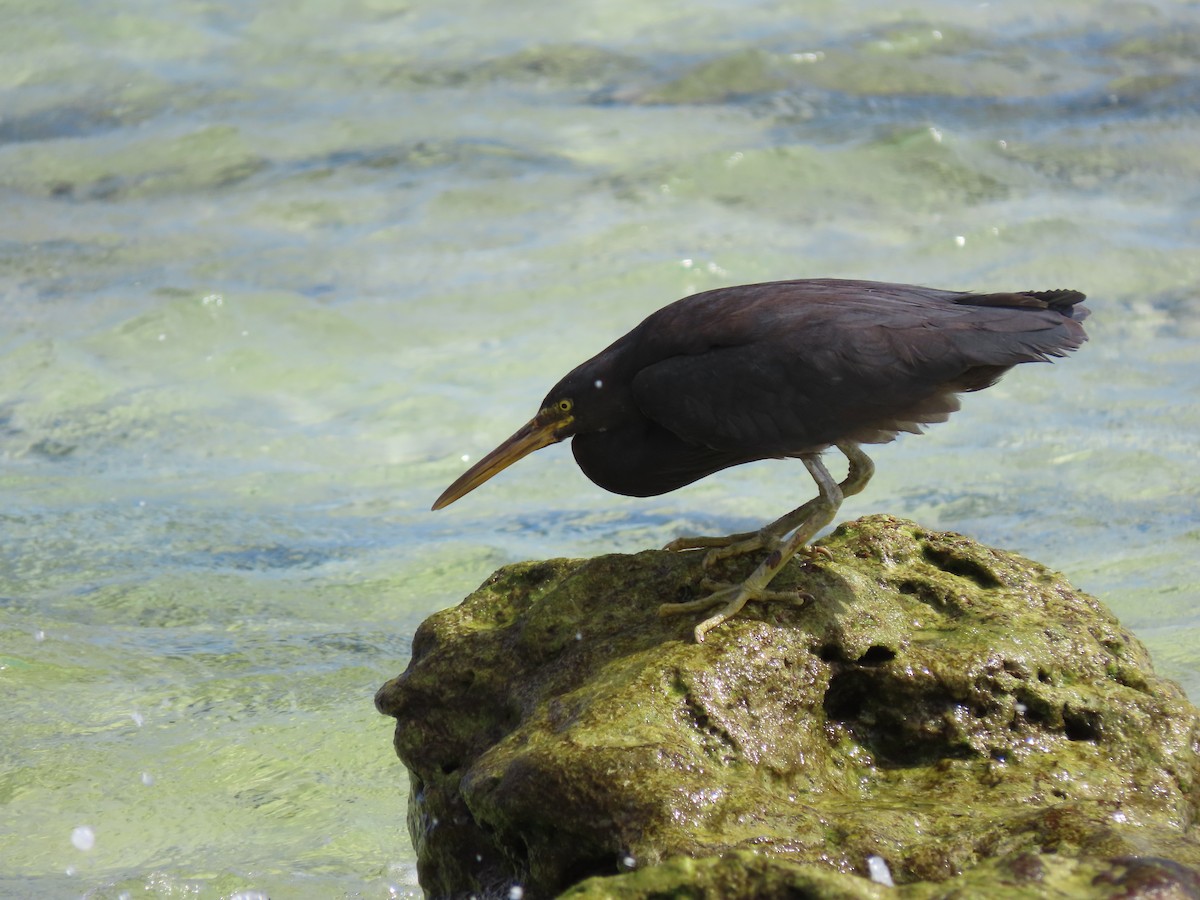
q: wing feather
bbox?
[629,281,1086,455]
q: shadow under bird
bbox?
[433,278,1089,642]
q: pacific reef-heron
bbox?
[433,278,1089,642]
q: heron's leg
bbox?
[837,441,874,499]
[659,453,846,642]
[663,442,873,567]
[704,441,871,562]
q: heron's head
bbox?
[431,355,635,510]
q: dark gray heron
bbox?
[434,279,1089,641]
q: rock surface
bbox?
[375,515,1200,899]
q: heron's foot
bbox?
[700,532,779,569]
[665,528,789,573]
[698,535,832,573]
[658,577,812,643]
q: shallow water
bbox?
[2,0,1199,896]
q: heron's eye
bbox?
[557,398,573,414]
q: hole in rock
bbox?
[921,544,1001,588]
[824,669,975,766]
[1063,707,1102,742]
[856,645,896,665]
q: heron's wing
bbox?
[631,286,1086,455]
[633,280,1086,358]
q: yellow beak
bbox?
[432,413,566,510]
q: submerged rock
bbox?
[375,515,1200,899]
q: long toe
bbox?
[658,582,740,617]
[663,529,758,552]
[691,586,754,642]
[701,532,781,569]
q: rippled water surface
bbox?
[3,0,1199,896]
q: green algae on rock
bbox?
[562,850,1200,900]
[375,515,1200,899]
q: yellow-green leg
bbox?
[659,442,872,642]
[663,442,874,567]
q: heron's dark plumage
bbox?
[555,279,1088,497]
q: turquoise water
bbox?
[2,0,1199,896]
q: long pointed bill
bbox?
[432,414,565,510]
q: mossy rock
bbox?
[376,515,1200,898]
